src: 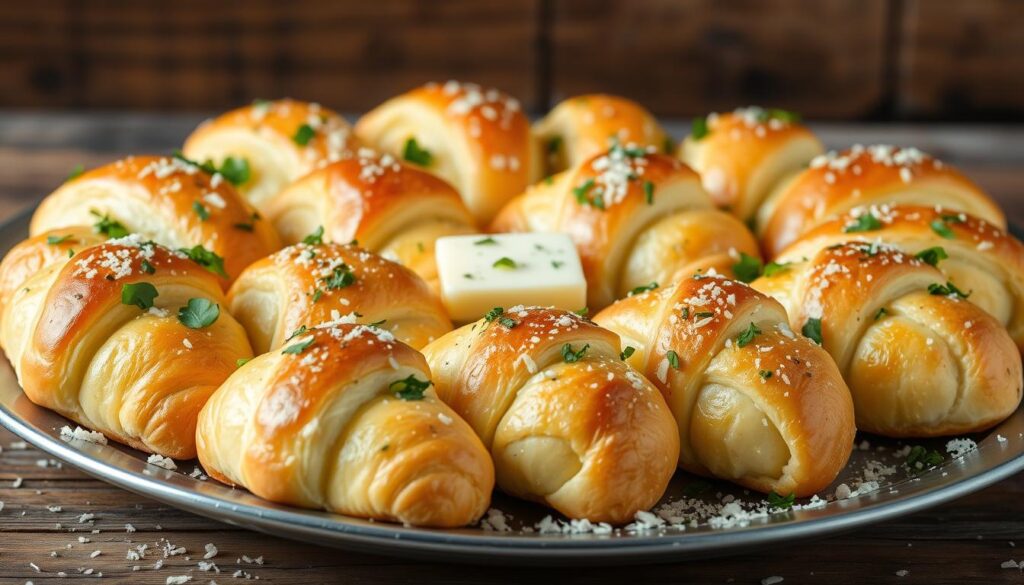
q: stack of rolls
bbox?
[0,83,1019,531]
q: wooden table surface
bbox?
[1,113,1023,584]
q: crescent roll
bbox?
[228,242,452,352]
[183,99,359,208]
[197,322,494,528]
[1,236,252,459]
[491,144,760,310]
[779,204,1024,352]
[355,81,541,224]
[422,306,678,524]
[758,144,1005,258]
[752,241,1022,437]
[679,107,824,222]
[594,275,855,497]
[263,151,477,291]
[29,156,280,287]
[534,94,670,175]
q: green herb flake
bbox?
[736,322,762,348]
[732,252,763,283]
[915,246,948,267]
[178,245,228,278]
[643,180,655,205]
[192,201,210,221]
[293,123,316,146]
[546,135,563,155]
[620,346,636,360]
[402,137,433,166]
[691,116,710,141]
[561,343,590,363]
[759,370,773,380]
[802,318,823,345]
[312,288,324,303]
[498,316,518,329]
[930,218,956,239]
[66,164,85,182]
[236,357,251,367]
[324,264,356,290]
[390,375,431,401]
[140,259,156,274]
[928,281,970,299]
[628,281,659,297]
[763,261,791,277]
[474,236,498,246]
[484,307,504,323]
[46,234,73,246]
[767,491,795,510]
[874,307,888,320]
[492,257,517,270]
[121,282,158,310]
[302,226,325,246]
[843,213,882,233]
[177,298,220,329]
[666,350,680,369]
[551,260,564,269]
[216,156,251,186]
[282,336,315,355]
[286,325,309,342]
[905,445,944,472]
[91,211,130,238]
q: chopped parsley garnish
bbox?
[628,281,659,296]
[172,151,250,186]
[492,257,517,270]
[285,325,308,341]
[620,346,636,360]
[874,307,888,320]
[178,245,228,278]
[736,322,762,347]
[681,307,690,319]
[759,370,773,380]
[905,445,944,472]
[759,109,801,124]
[282,336,315,354]
[311,288,324,302]
[732,252,763,283]
[177,298,220,329]
[302,226,325,245]
[324,264,356,290]
[843,213,882,233]
[402,137,433,166]
[802,318,823,345]
[46,234,73,246]
[928,281,970,299]
[390,375,430,401]
[474,236,498,246]
[140,259,156,274]
[767,491,795,510]
[572,178,599,208]
[915,246,948,267]
[551,260,564,269]
[484,307,504,322]
[236,357,251,367]
[561,342,589,363]
[763,261,791,277]
[233,212,260,232]
[192,201,210,221]
[546,135,563,155]
[496,316,518,329]
[666,350,680,369]
[691,116,710,140]
[67,164,85,181]
[121,282,158,310]
[930,218,957,239]
[293,123,316,146]
[574,307,589,317]
[643,180,655,205]
[91,211,129,238]
[694,311,714,319]
[663,136,675,154]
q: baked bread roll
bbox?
[752,241,1022,437]
[778,204,1024,352]
[262,150,477,291]
[355,81,541,224]
[183,99,359,208]
[197,321,493,528]
[422,306,678,524]
[0,226,105,320]
[534,94,670,175]
[594,275,855,497]
[491,144,760,310]
[758,144,1005,258]
[1,236,252,459]
[228,241,452,352]
[679,107,823,222]
[29,156,280,287]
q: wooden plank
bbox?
[897,0,1024,120]
[548,0,889,119]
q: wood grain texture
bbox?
[0,115,1023,583]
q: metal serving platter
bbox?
[1,207,1023,565]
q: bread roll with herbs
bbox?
[183,99,359,208]
[595,275,855,497]
[422,306,679,524]
[752,241,1022,437]
[0,236,252,459]
[197,321,494,528]
[491,143,760,310]
[228,241,452,352]
[355,81,541,224]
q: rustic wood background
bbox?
[1,0,1022,120]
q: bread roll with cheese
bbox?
[758,144,1005,258]
[778,204,1024,352]
[263,150,477,291]
[535,94,670,175]
[752,241,1022,437]
[423,306,678,524]
[183,99,359,208]
[595,275,855,496]
[679,107,823,222]
[491,144,760,310]
[197,322,494,528]
[29,156,280,288]
[355,81,541,224]
[228,242,452,352]
[1,236,252,459]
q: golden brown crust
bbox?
[227,242,452,352]
[355,81,541,224]
[197,323,494,528]
[183,99,359,208]
[534,94,670,175]
[423,306,678,523]
[679,108,824,221]
[491,146,760,309]
[759,145,1005,258]
[3,237,251,459]
[29,156,280,288]
[263,152,477,291]
[594,276,855,496]
[752,241,1022,436]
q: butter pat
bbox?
[435,233,587,322]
